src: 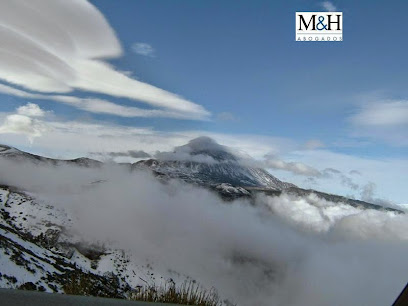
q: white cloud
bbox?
[0,0,209,120]
[0,114,48,142]
[261,192,407,238]
[321,1,337,12]
[17,103,46,117]
[0,105,406,204]
[0,103,50,142]
[132,42,155,57]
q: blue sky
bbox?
[92,0,408,154]
[0,0,407,204]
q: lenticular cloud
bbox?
[0,0,120,92]
[0,0,209,119]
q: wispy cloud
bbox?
[284,149,407,204]
[0,104,290,160]
[322,168,359,190]
[0,0,209,120]
[132,42,155,57]
[349,170,361,176]
[348,100,408,146]
[321,1,337,12]
[359,182,398,208]
[0,84,206,120]
[303,139,325,150]
[350,100,408,127]
[264,157,322,177]
[92,150,151,160]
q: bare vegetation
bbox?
[129,280,224,306]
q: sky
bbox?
[0,0,407,204]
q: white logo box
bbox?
[296,12,343,42]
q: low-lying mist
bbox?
[0,158,407,306]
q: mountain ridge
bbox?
[0,144,102,167]
[0,139,400,212]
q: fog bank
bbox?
[0,159,407,305]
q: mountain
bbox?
[135,137,296,193]
[0,140,399,211]
[134,137,399,211]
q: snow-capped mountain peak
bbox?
[136,137,295,190]
[174,136,237,162]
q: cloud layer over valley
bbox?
[0,157,407,306]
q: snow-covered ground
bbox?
[0,185,186,296]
